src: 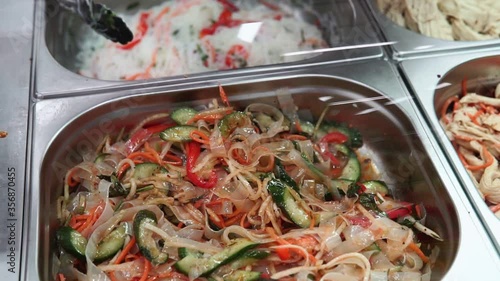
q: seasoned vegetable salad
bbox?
[55,87,441,281]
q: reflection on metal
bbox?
[282,41,397,57]
[237,22,262,43]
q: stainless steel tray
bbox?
[400,50,500,252]
[24,60,500,280]
[33,0,383,98]
[363,0,500,60]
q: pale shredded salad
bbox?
[440,82,500,218]
[78,0,328,80]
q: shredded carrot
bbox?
[144,142,163,164]
[466,145,494,171]
[225,211,245,226]
[453,134,474,142]
[441,96,459,124]
[461,78,468,97]
[66,169,80,188]
[190,130,211,144]
[177,221,184,228]
[265,227,316,263]
[154,7,170,24]
[139,258,151,281]
[219,84,230,107]
[125,253,140,262]
[294,118,303,133]
[186,113,225,125]
[58,273,66,281]
[468,109,484,126]
[282,134,308,141]
[114,236,137,265]
[490,203,500,213]
[232,148,250,165]
[308,212,316,229]
[76,205,102,233]
[163,153,183,166]
[408,242,429,263]
[128,151,159,164]
[240,213,250,228]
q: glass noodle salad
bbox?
[78,0,328,80]
[55,87,442,281]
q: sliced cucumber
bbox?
[94,153,110,163]
[317,121,363,148]
[160,125,198,142]
[56,226,87,260]
[174,238,258,278]
[230,250,270,269]
[335,144,361,182]
[362,180,389,195]
[178,247,203,259]
[274,159,299,193]
[267,178,312,228]
[327,179,354,200]
[223,270,261,281]
[133,210,169,265]
[98,174,128,197]
[94,224,127,263]
[171,107,198,125]
[129,162,167,180]
[219,111,252,137]
[299,120,315,136]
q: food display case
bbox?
[24,60,500,280]
[1,0,500,280]
[400,50,500,251]
[364,0,500,59]
[34,0,383,97]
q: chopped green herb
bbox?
[172,29,180,36]
[400,218,416,228]
[346,183,361,198]
[359,193,385,217]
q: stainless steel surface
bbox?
[364,0,500,60]
[400,51,500,252]
[33,0,383,97]
[0,0,33,280]
[26,60,500,280]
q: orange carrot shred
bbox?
[114,236,137,265]
[408,242,429,263]
[219,84,230,107]
[139,258,151,281]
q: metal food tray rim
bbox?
[363,0,500,60]
[33,0,384,98]
[23,59,500,281]
[399,49,500,253]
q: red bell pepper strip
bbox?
[199,9,243,38]
[124,123,173,154]
[319,132,348,166]
[117,12,150,50]
[186,141,217,189]
[276,247,291,260]
[225,44,249,68]
[386,202,413,220]
[320,132,348,144]
[259,0,280,11]
[217,0,239,12]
